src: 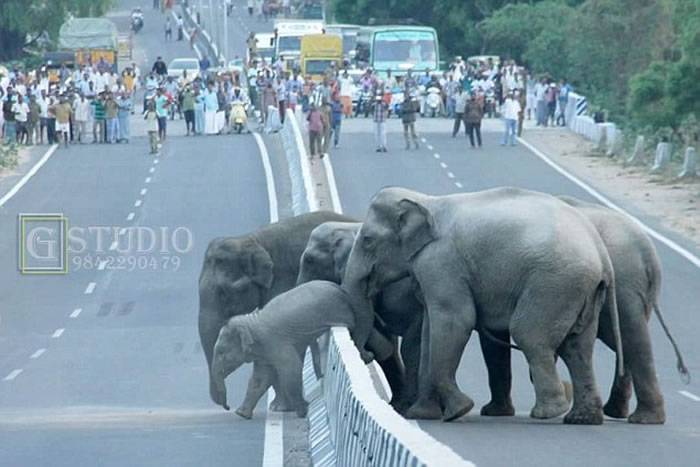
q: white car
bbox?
[167,58,200,82]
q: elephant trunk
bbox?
[341,246,376,362]
[199,310,225,404]
[210,363,230,411]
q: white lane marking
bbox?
[440,162,447,169]
[52,328,64,339]
[145,177,152,184]
[253,132,279,223]
[30,349,46,359]
[70,308,82,318]
[455,182,463,188]
[119,227,127,235]
[433,153,440,159]
[263,389,284,467]
[322,155,344,214]
[97,259,108,270]
[84,282,96,295]
[134,199,142,207]
[126,212,135,221]
[149,167,155,173]
[3,369,23,381]
[447,172,455,179]
[426,144,433,151]
[0,145,58,207]
[140,188,147,196]
[153,159,159,165]
[518,137,700,269]
[109,241,118,251]
[420,137,427,143]
[679,390,700,402]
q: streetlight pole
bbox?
[223,0,229,63]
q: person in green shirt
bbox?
[91,94,106,143]
[104,93,120,144]
[180,86,195,136]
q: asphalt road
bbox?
[330,118,700,466]
[0,2,275,466]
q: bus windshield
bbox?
[372,30,437,71]
[278,36,301,54]
[305,60,335,75]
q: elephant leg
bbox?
[273,350,307,418]
[558,314,604,425]
[406,307,442,420]
[393,316,422,414]
[407,289,475,422]
[236,362,274,419]
[479,329,515,416]
[600,294,665,424]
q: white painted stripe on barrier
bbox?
[518,137,700,269]
[253,132,279,223]
[288,108,319,211]
[322,155,343,214]
[262,388,284,466]
[0,145,59,207]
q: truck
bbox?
[58,18,119,71]
[273,19,325,71]
[300,34,342,81]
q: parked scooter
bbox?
[425,86,442,118]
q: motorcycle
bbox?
[355,89,374,118]
[231,100,248,134]
[390,86,404,118]
[131,12,144,34]
[425,86,442,118]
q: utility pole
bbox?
[223,0,229,63]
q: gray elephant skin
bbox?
[199,211,351,417]
[211,280,355,417]
[342,186,623,425]
[297,221,425,412]
[480,196,689,424]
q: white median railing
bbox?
[565,91,619,152]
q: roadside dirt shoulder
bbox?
[522,129,700,248]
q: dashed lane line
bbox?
[70,308,82,318]
[679,390,700,402]
[134,199,143,207]
[97,259,108,270]
[440,162,447,169]
[426,144,433,151]
[153,159,159,165]
[51,328,65,339]
[109,241,118,251]
[149,167,155,173]
[145,177,152,183]
[126,212,135,221]
[30,349,46,359]
[455,182,463,188]
[140,188,147,196]
[84,282,96,295]
[433,153,440,159]
[3,369,23,381]
[447,172,455,179]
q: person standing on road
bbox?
[307,103,323,158]
[501,92,520,147]
[401,92,420,150]
[556,78,571,126]
[373,93,388,153]
[72,93,90,143]
[2,91,16,144]
[176,15,184,41]
[247,0,254,16]
[117,92,132,143]
[452,88,468,138]
[247,33,258,62]
[27,94,40,145]
[12,94,29,145]
[203,82,219,135]
[276,77,287,123]
[38,89,49,144]
[152,57,168,80]
[329,95,343,149]
[338,71,354,117]
[534,77,547,126]
[545,82,558,127]
[464,93,484,149]
[194,87,205,135]
[181,86,195,135]
[46,95,57,145]
[54,95,72,148]
[91,93,105,144]
[144,99,159,154]
[165,17,173,42]
[516,89,527,136]
[155,87,170,141]
[104,93,119,144]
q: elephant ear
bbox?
[332,233,354,282]
[396,198,436,260]
[236,324,255,358]
[245,239,274,289]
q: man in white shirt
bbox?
[37,90,49,144]
[501,92,521,147]
[338,71,354,117]
[12,94,30,144]
[73,93,91,143]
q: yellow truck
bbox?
[300,34,342,81]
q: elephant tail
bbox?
[480,327,522,351]
[310,340,324,380]
[653,301,691,384]
[602,280,625,378]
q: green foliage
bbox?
[0,0,113,60]
[0,144,19,170]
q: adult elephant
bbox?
[342,186,623,425]
[296,221,424,412]
[480,196,689,424]
[199,211,352,417]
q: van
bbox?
[300,34,342,81]
[273,20,325,70]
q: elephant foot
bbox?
[530,397,570,420]
[628,404,665,424]
[603,398,629,419]
[405,397,443,420]
[563,406,603,425]
[235,407,253,420]
[390,396,415,415]
[442,392,474,422]
[270,397,295,413]
[480,399,515,417]
[295,401,309,418]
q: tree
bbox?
[0,0,113,61]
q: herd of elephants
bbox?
[197,186,689,426]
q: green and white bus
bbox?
[356,25,439,75]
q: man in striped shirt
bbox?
[373,93,388,153]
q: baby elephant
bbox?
[211,280,355,418]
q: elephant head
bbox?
[210,318,256,410]
[342,187,436,355]
[297,222,360,286]
[199,236,273,404]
